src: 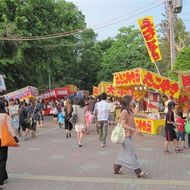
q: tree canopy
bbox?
[1,0,189,94]
[97,26,155,82]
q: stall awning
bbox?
[4,86,38,100]
[113,68,180,98]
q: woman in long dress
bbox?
[114,95,149,178]
[8,99,20,137]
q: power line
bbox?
[94,4,163,31]
[0,0,166,41]
[90,0,166,28]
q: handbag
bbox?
[69,105,78,123]
[69,113,78,123]
[24,117,31,125]
[111,123,125,144]
[185,119,190,134]
[1,115,17,147]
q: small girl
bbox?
[85,105,91,134]
[58,109,65,129]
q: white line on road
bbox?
[9,173,190,186]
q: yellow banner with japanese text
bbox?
[141,69,180,98]
[137,16,162,63]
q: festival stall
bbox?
[93,81,132,97]
[39,87,70,115]
[40,85,78,115]
[113,67,181,135]
[3,86,38,101]
[39,87,69,100]
[176,71,190,114]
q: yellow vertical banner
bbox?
[137,16,162,63]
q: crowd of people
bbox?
[1,93,190,187]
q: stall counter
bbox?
[134,117,165,135]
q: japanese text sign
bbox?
[134,118,153,134]
[178,72,190,88]
[113,68,141,87]
[137,16,162,63]
[142,69,180,98]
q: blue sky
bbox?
[66,0,190,40]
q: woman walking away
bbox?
[64,99,73,138]
[114,95,149,178]
[85,104,91,134]
[19,102,30,140]
[0,100,19,187]
[163,101,179,153]
[74,99,86,147]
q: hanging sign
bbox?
[137,16,162,63]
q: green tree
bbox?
[169,47,190,80]
[0,0,95,92]
[159,14,190,75]
[97,26,155,82]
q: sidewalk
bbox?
[3,117,190,190]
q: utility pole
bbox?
[167,0,183,69]
[168,0,176,69]
[48,56,52,90]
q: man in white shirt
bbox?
[95,93,111,147]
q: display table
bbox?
[134,117,165,135]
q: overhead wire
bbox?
[0,0,167,41]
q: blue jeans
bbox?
[176,132,185,141]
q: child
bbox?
[175,112,185,151]
[58,109,65,129]
[85,105,91,134]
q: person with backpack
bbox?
[113,95,148,178]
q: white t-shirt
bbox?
[95,100,111,121]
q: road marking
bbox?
[9,173,190,186]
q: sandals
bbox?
[175,147,181,153]
[137,171,149,178]
[163,149,172,153]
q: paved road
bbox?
[3,117,190,190]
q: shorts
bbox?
[20,122,29,132]
[53,114,58,118]
[176,132,185,141]
[165,125,177,141]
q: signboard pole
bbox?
[154,61,161,75]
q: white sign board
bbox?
[0,75,6,92]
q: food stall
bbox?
[113,67,181,135]
[3,86,38,101]
[40,85,78,115]
[93,81,132,97]
[176,71,190,115]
